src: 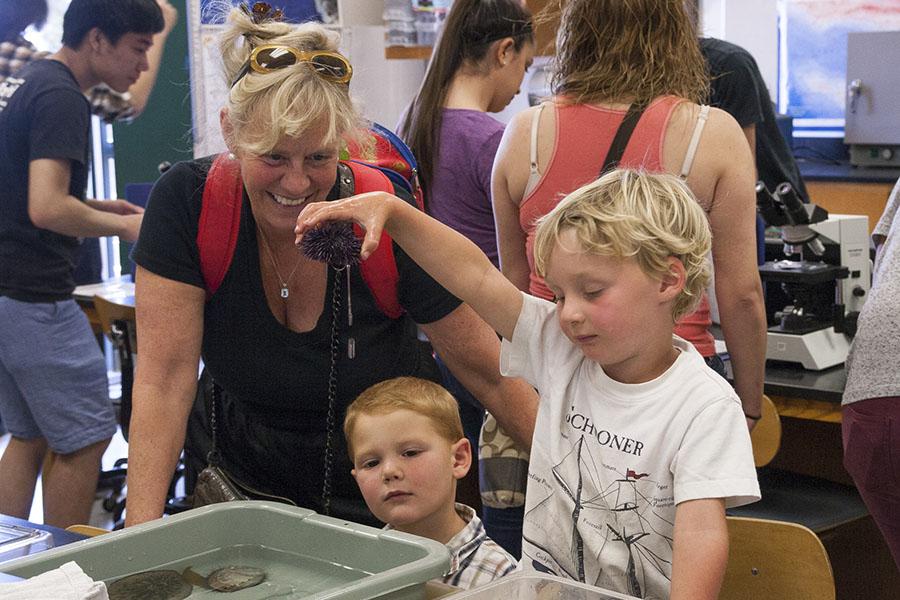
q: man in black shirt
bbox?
[0,0,163,528]
[700,37,808,204]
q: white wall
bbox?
[356,0,778,127]
[186,0,783,144]
[345,26,426,129]
[701,0,779,97]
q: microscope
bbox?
[756,182,870,370]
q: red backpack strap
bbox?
[344,161,403,319]
[198,153,243,299]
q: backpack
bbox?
[344,122,424,210]
[196,125,422,319]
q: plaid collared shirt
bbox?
[0,36,135,123]
[384,503,517,590]
[440,504,517,590]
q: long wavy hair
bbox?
[545,0,708,106]
[215,3,360,155]
[398,0,533,210]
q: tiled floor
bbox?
[0,428,129,530]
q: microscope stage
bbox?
[766,328,850,371]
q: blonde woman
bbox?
[124,3,537,527]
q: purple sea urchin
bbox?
[299,221,362,268]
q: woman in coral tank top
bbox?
[492,0,766,429]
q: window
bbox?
[777,0,900,138]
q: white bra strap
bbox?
[680,104,710,179]
[529,102,547,176]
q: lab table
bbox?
[0,515,85,582]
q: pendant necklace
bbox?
[257,225,302,299]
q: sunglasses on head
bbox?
[231,45,353,88]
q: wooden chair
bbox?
[723,395,900,600]
[749,394,781,468]
[92,294,190,526]
[93,294,137,432]
[92,295,137,527]
[65,524,110,537]
[721,517,835,600]
[721,395,835,599]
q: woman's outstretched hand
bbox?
[295,191,398,260]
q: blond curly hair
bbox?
[533,169,712,321]
[213,2,361,154]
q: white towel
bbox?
[0,561,108,600]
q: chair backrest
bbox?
[93,294,137,439]
[92,294,137,352]
[750,394,781,467]
[721,516,836,600]
[65,524,110,537]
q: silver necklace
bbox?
[257,226,302,299]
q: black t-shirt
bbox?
[0,60,90,301]
[700,37,809,203]
[132,158,462,519]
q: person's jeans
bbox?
[842,396,900,570]
[482,505,524,559]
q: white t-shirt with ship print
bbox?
[501,293,760,600]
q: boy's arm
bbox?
[670,498,729,600]
[297,192,523,340]
[28,159,143,241]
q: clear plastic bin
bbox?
[0,501,450,599]
[442,573,640,599]
[0,524,52,566]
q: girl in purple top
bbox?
[397,0,534,558]
[399,0,534,268]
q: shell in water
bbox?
[107,569,192,600]
[207,565,266,592]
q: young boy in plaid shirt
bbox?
[345,377,516,590]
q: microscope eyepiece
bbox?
[775,183,809,226]
[756,181,782,226]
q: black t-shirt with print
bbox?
[132,158,462,521]
[701,37,809,203]
[0,60,90,301]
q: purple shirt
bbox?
[428,109,505,268]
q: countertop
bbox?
[798,159,900,184]
[713,326,845,404]
[762,360,845,404]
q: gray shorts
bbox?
[0,297,115,454]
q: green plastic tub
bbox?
[443,573,640,599]
[0,501,450,599]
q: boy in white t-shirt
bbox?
[297,169,760,600]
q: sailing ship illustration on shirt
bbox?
[524,434,674,598]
